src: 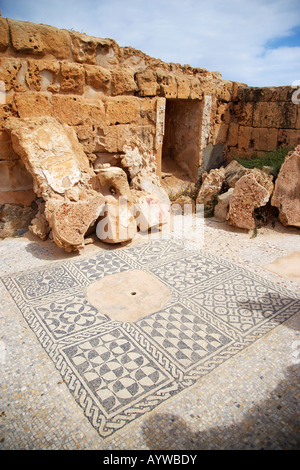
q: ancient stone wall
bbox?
[225,86,300,160]
[0,16,299,238]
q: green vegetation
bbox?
[234,147,292,177]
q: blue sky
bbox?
[1,0,300,87]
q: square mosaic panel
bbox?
[1,237,299,439]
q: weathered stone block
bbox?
[238,126,252,150]
[135,70,159,97]
[177,76,190,99]
[8,18,71,59]
[52,95,105,126]
[84,64,111,92]
[278,129,300,148]
[111,68,137,95]
[60,62,85,94]
[14,92,52,118]
[157,72,177,98]
[105,96,140,125]
[227,123,239,147]
[71,31,119,67]
[25,60,60,91]
[0,17,9,51]
[252,127,278,151]
[253,101,297,128]
[0,58,25,92]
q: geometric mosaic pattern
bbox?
[1,237,299,439]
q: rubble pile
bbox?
[204,146,300,230]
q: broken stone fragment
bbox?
[271,146,300,227]
[196,167,225,206]
[214,188,234,221]
[96,195,137,244]
[226,170,274,230]
[51,196,105,252]
[29,201,49,241]
[224,160,248,188]
[96,166,137,204]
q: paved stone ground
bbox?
[0,215,299,450]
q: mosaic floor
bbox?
[1,237,299,440]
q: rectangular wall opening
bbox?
[162,99,202,183]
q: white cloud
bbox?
[1,0,300,86]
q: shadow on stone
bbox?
[141,364,300,450]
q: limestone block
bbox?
[105,96,140,125]
[0,160,33,191]
[60,62,85,94]
[25,60,60,92]
[96,195,137,244]
[214,188,234,221]
[157,72,177,98]
[224,160,248,187]
[253,102,297,129]
[277,129,300,149]
[251,127,278,151]
[111,68,138,96]
[0,17,9,51]
[189,77,203,100]
[238,126,252,150]
[51,95,105,127]
[84,64,111,92]
[14,92,52,118]
[8,18,71,59]
[227,171,273,230]
[135,70,159,96]
[226,123,239,147]
[271,146,300,227]
[177,76,190,99]
[232,102,254,126]
[71,32,119,67]
[0,58,25,92]
[196,168,225,206]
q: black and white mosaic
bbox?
[2,237,299,439]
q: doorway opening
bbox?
[162,99,202,184]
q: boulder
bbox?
[196,168,225,206]
[227,170,273,230]
[271,146,300,227]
